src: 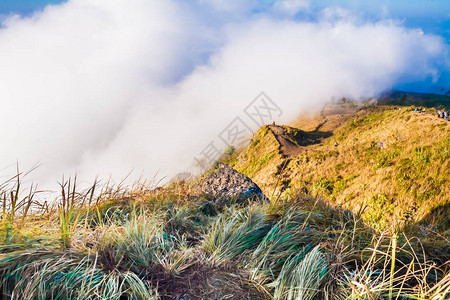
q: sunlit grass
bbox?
[0,110,448,300]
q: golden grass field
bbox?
[0,102,448,299]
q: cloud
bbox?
[0,0,445,190]
[273,0,310,16]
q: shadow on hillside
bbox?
[418,202,450,232]
[270,125,333,157]
[305,130,333,143]
[411,202,450,264]
[291,130,333,147]
[275,126,333,147]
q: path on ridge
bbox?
[268,125,303,158]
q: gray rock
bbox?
[376,141,386,149]
[170,172,194,183]
[195,164,268,206]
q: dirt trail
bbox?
[269,125,303,157]
[269,104,359,157]
[313,109,327,131]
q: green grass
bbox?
[0,183,448,299]
[0,250,157,299]
[271,245,327,300]
[203,206,269,264]
[0,104,449,299]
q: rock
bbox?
[195,164,268,206]
[170,172,194,183]
[368,99,379,106]
[376,141,386,149]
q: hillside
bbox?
[0,101,448,299]
[233,105,450,231]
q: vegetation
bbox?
[0,100,448,299]
[380,90,450,109]
[0,173,448,299]
[234,105,450,232]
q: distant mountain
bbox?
[379,90,450,108]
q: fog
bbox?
[0,0,445,191]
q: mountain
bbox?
[231,101,449,231]
[379,90,450,108]
[0,95,448,299]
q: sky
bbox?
[3,1,449,37]
[1,0,449,92]
[0,0,448,192]
[0,0,66,16]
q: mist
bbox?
[0,0,446,191]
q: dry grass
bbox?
[0,177,448,299]
[0,104,448,299]
[234,106,450,232]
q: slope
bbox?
[233,105,450,231]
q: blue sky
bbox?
[0,0,66,16]
[1,0,449,93]
[2,0,449,42]
[315,0,450,43]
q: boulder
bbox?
[195,164,268,206]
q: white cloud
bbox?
[0,0,445,191]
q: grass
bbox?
[1,166,41,245]
[0,250,157,299]
[0,176,447,299]
[248,208,324,281]
[202,205,269,264]
[271,245,327,300]
[0,103,448,299]
[235,105,450,232]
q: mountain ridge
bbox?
[231,102,449,231]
